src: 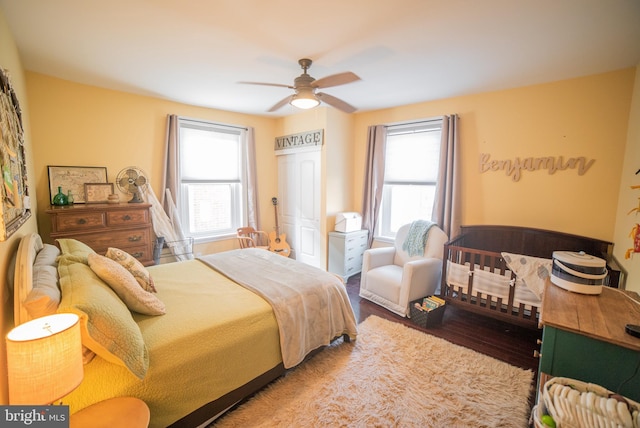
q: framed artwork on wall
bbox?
[47,165,108,204]
[0,68,31,241]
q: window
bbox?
[177,118,247,241]
[377,119,442,239]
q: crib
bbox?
[441,225,624,329]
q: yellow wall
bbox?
[354,69,635,243]
[614,65,640,292]
[0,9,39,404]
[1,6,638,403]
[26,72,280,255]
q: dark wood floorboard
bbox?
[346,273,542,413]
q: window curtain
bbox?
[431,114,461,239]
[162,115,261,231]
[361,125,386,248]
[243,127,261,230]
[162,114,179,211]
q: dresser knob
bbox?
[77,218,87,225]
[533,350,542,358]
[129,235,142,242]
[122,215,131,221]
[537,339,542,345]
[131,252,143,258]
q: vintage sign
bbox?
[275,129,324,152]
[479,153,595,182]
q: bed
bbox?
[441,225,624,329]
[13,233,358,427]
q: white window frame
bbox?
[376,118,443,241]
[177,117,248,242]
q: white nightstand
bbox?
[70,397,150,428]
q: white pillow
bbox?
[104,247,156,292]
[87,253,165,316]
[24,265,60,318]
[34,244,61,268]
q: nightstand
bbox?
[70,397,150,428]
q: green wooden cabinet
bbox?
[538,325,640,402]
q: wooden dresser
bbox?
[46,203,154,266]
[537,282,640,402]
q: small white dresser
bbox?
[328,229,369,282]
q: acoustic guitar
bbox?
[269,197,291,257]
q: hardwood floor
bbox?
[345,273,542,411]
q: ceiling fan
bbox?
[240,58,361,113]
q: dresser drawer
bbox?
[345,254,364,272]
[344,232,368,250]
[107,209,149,227]
[54,211,106,232]
[110,244,152,263]
[80,227,152,253]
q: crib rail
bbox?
[441,244,540,329]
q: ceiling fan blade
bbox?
[238,81,293,89]
[312,72,361,89]
[316,92,357,113]
[268,95,294,112]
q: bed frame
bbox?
[13,233,351,427]
[441,225,625,329]
[13,234,282,426]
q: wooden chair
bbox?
[237,227,269,250]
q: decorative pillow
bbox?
[57,256,149,379]
[33,244,61,268]
[23,265,60,318]
[105,247,156,292]
[501,252,552,300]
[57,239,96,263]
[88,253,165,316]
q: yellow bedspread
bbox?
[63,260,281,428]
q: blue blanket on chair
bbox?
[402,220,436,257]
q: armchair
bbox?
[359,223,448,317]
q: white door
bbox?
[277,150,322,268]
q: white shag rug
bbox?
[212,315,534,427]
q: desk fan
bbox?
[116,167,148,203]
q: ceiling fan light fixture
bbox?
[290,89,320,109]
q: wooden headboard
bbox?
[13,233,43,326]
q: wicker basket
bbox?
[535,377,640,427]
[409,297,445,328]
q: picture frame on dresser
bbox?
[85,183,114,203]
[47,165,108,204]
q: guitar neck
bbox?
[272,197,280,235]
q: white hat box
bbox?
[334,212,362,233]
[550,251,608,295]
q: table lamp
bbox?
[6,313,83,405]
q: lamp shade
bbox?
[6,313,83,405]
[290,88,320,109]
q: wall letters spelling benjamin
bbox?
[479,153,595,182]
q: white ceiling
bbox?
[2,0,639,117]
